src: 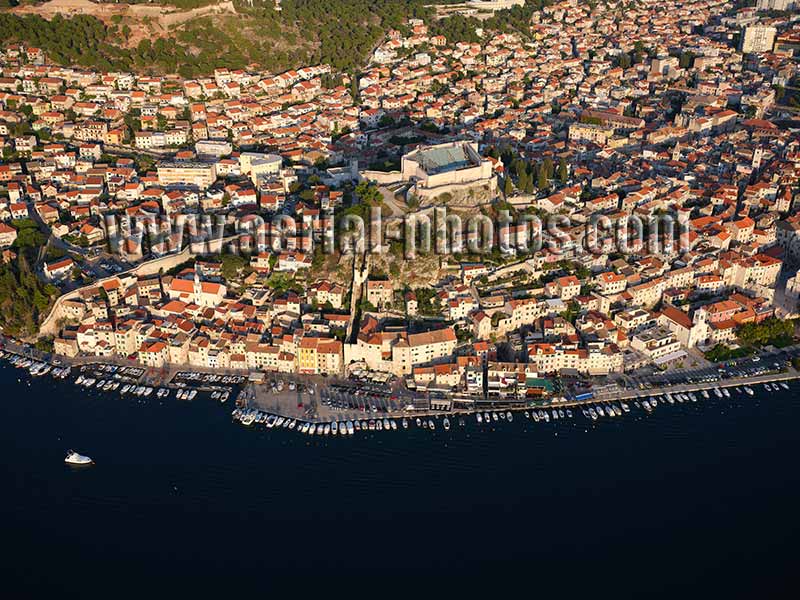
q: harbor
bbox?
[230,374,799,437]
[0,347,244,407]
[3,340,800,440]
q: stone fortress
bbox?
[400,141,497,208]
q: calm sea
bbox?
[1,363,798,598]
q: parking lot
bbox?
[611,345,800,391]
[248,372,417,420]
[250,375,322,418]
[320,381,413,415]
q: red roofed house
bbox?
[44,257,75,280]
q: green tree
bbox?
[503,175,513,197]
[557,157,568,183]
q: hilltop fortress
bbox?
[400,141,498,208]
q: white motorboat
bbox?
[65,450,93,466]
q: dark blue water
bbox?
[2,364,798,598]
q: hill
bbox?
[1,0,439,76]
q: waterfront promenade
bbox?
[242,363,800,425]
[593,368,800,404]
[4,334,800,426]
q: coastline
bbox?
[4,335,799,434]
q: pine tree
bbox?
[503,175,513,197]
[518,170,529,193]
[537,169,549,191]
[542,157,554,180]
[558,157,568,183]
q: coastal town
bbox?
[1,0,800,423]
